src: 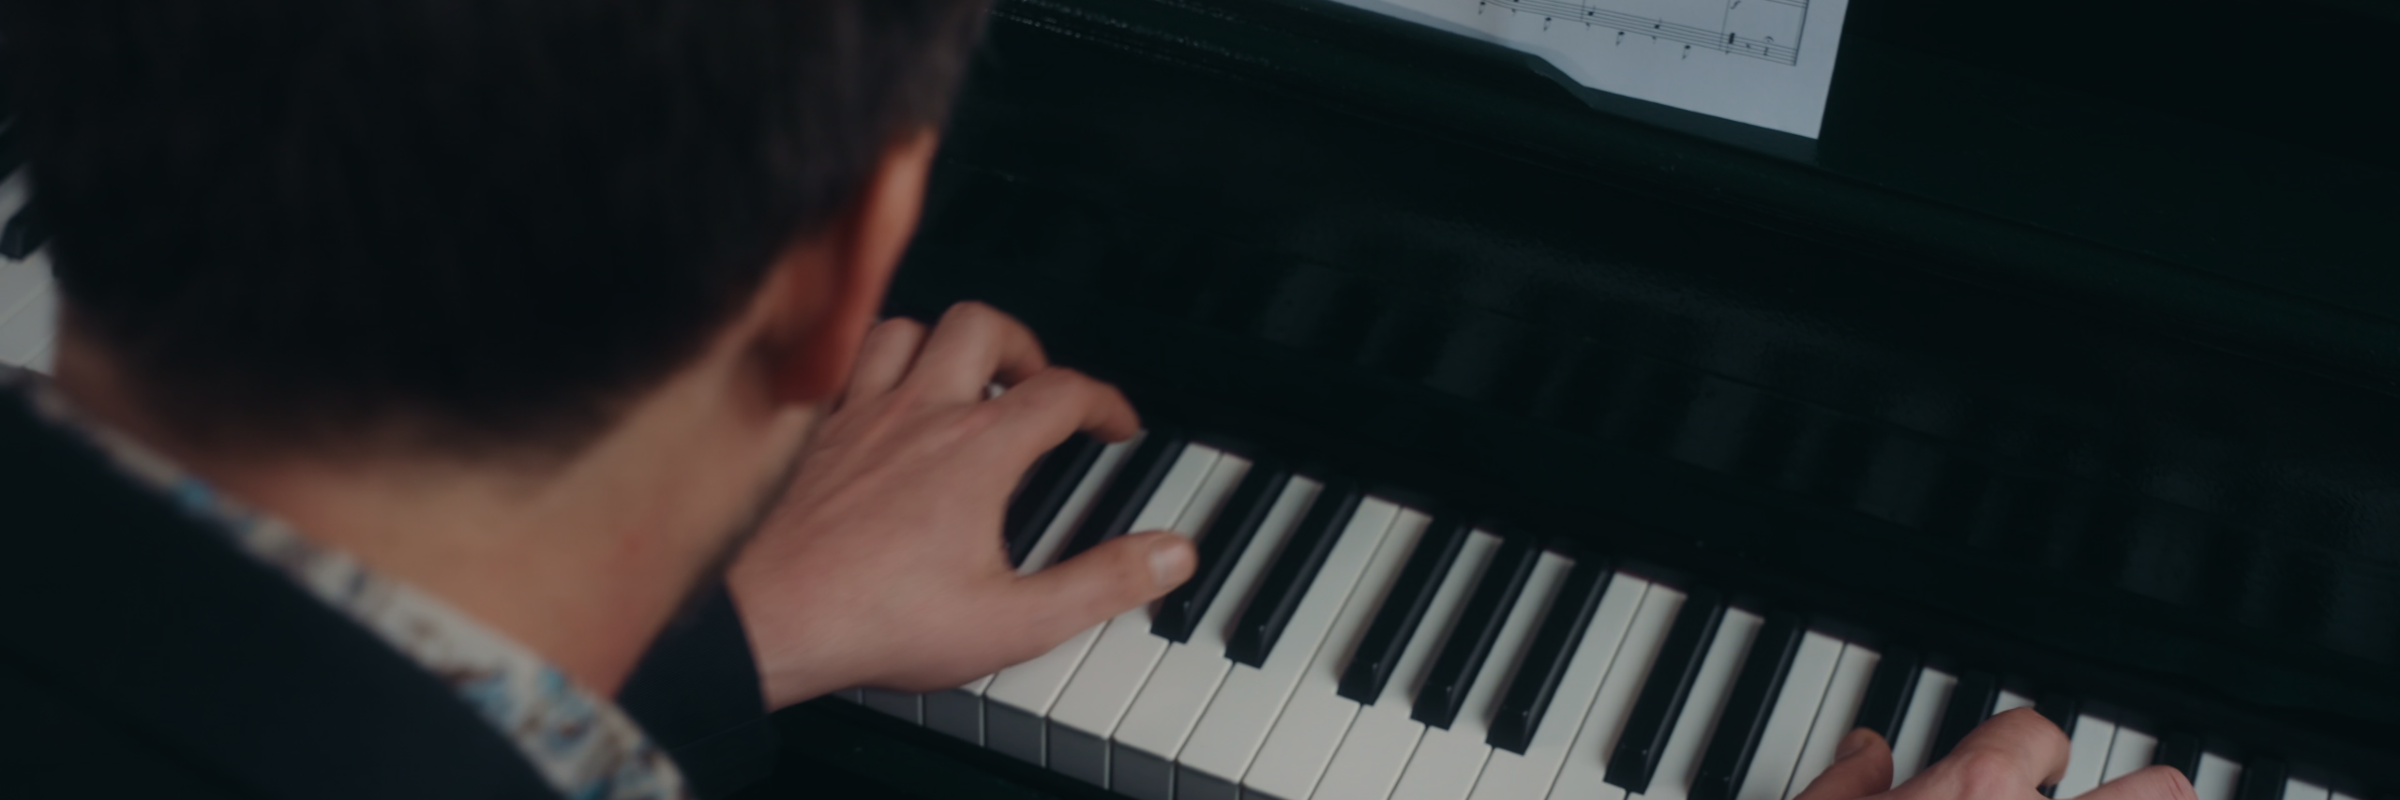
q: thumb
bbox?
[1794,729,1896,800]
[1011,530,1196,646]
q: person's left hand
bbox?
[725,303,1199,707]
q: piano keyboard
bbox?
[837,431,2375,800]
[0,167,59,374]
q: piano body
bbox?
[775,0,2400,798]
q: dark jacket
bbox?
[0,384,778,799]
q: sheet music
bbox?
[1330,0,1851,138]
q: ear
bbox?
[765,128,942,404]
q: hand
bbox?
[1796,709,2195,800]
[726,302,1200,708]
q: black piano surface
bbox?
[757,0,2400,795]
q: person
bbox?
[0,1,2199,800]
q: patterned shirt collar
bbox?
[2,367,691,800]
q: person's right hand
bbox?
[1795,709,2195,800]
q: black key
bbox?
[1057,428,1187,561]
[1690,610,1807,800]
[1225,482,1362,667]
[1487,558,1614,754]
[1852,646,1922,741]
[2153,730,2203,782]
[2235,758,2288,800]
[1337,517,1473,704]
[1927,670,1999,764]
[1412,532,1540,729]
[2034,693,2080,738]
[0,203,45,260]
[1153,462,1293,643]
[1604,586,1729,795]
[1002,433,1108,567]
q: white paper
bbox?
[1331,0,1851,138]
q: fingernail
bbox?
[1836,728,1873,760]
[1150,539,1194,588]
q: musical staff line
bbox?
[1477,0,1804,65]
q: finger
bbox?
[981,367,1142,455]
[906,302,1049,402]
[1916,708,2072,796]
[1793,729,1894,800]
[1005,531,1195,651]
[2077,766,2197,800]
[842,317,929,407]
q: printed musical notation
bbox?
[1475,0,1808,66]
[1330,0,1851,138]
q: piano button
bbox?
[1154,462,1294,644]
[1176,498,1400,800]
[1635,608,1766,800]
[926,438,1140,745]
[1850,646,1921,742]
[2053,714,2116,799]
[1226,481,1365,667]
[1239,509,1435,800]
[1468,572,1648,800]
[2234,758,2287,800]
[1730,629,1842,800]
[2098,728,2158,784]
[1992,689,2037,717]
[1691,611,1808,800]
[1547,583,1687,800]
[1889,667,1957,782]
[1416,532,1542,730]
[860,688,923,724]
[1311,531,1501,800]
[1003,432,1108,567]
[1602,586,1730,795]
[1487,558,1616,755]
[1047,449,1242,787]
[2192,752,2241,800]
[1339,516,1474,704]
[1059,427,1191,562]
[1784,643,1882,800]
[2281,777,2331,800]
[2035,694,2081,738]
[1928,670,2000,764]
[1389,552,1574,800]
[2152,730,2203,782]
[982,442,1220,766]
[1111,476,1321,800]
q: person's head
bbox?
[3,0,989,660]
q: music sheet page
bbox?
[1328,0,1852,138]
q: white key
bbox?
[1783,644,1881,800]
[835,689,863,703]
[1734,631,1843,800]
[2098,728,2157,784]
[860,689,923,723]
[1111,476,1322,800]
[2052,715,2116,799]
[1468,573,1649,800]
[1047,450,1245,786]
[0,280,56,364]
[1241,510,1437,800]
[926,438,1144,744]
[1175,499,1403,800]
[2332,793,2366,800]
[1993,691,2037,717]
[28,337,55,374]
[2283,779,2330,800]
[1309,531,1504,800]
[1889,667,1956,783]
[1390,553,1576,800]
[983,443,1221,765]
[0,253,49,323]
[1641,608,1766,800]
[1547,584,1689,800]
[2192,753,2240,800]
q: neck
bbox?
[51,333,813,695]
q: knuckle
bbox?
[1942,749,2024,797]
[2146,767,2199,800]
